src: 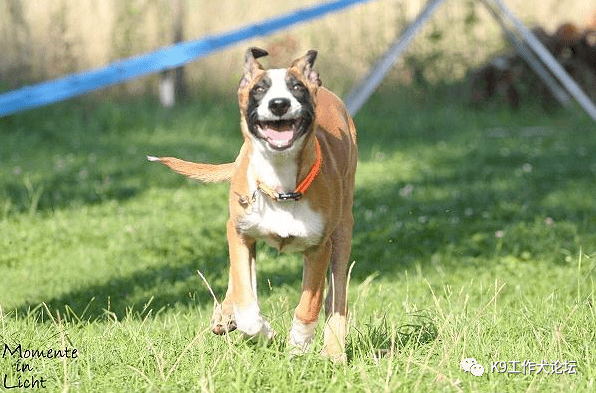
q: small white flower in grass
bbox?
[495,230,504,239]
[400,184,413,198]
[522,163,532,172]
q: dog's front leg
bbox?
[289,239,332,353]
[225,219,275,340]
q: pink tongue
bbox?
[263,128,293,141]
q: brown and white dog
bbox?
[149,48,357,360]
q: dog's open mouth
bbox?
[256,118,304,150]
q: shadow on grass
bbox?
[5,87,596,322]
[349,90,596,279]
[346,312,438,363]
[14,252,233,322]
[0,98,242,216]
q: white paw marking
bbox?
[234,303,275,340]
[289,316,318,353]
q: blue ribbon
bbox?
[0,0,370,118]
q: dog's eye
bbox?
[292,83,305,92]
[253,85,266,94]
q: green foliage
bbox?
[0,88,595,391]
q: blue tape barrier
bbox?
[0,0,371,118]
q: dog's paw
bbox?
[320,347,347,363]
[238,316,276,341]
[288,316,317,356]
[210,303,237,335]
[234,304,276,341]
[321,314,347,363]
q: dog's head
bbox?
[238,47,321,153]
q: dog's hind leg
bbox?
[321,217,353,362]
[290,239,333,353]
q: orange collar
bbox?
[257,138,322,202]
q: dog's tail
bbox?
[148,156,234,183]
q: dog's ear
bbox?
[246,47,268,62]
[291,50,321,86]
[239,47,268,88]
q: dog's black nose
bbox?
[268,98,291,116]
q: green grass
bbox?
[1,87,595,392]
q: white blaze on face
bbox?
[256,69,303,121]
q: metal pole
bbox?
[344,0,448,115]
[172,0,186,100]
[488,0,596,122]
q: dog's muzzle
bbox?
[249,102,312,151]
[255,117,308,150]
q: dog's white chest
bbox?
[238,194,324,253]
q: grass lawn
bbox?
[0,87,595,392]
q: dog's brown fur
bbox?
[151,48,357,360]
